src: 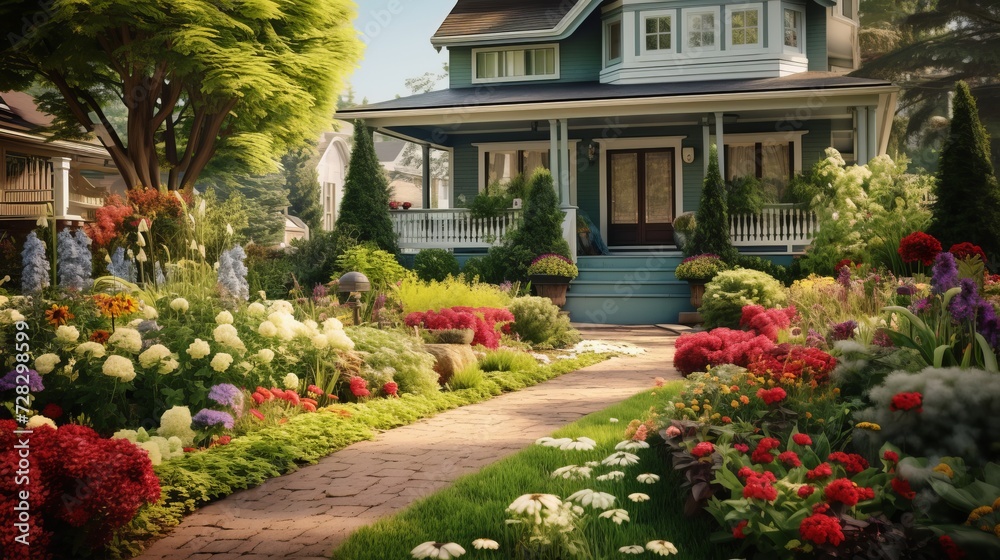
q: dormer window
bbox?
[728,6,761,48]
[684,9,719,51]
[472,44,559,84]
[645,15,673,51]
[783,8,804,53]
[605,17,623,65]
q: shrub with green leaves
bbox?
[508,296,580,348]
[447,363,484,390]
[700,269,787,328]
[479,349,538,373]
[397,276,512,314]
[688,146,736,260]
[287,228,357,289]
[854,367,1000,465]
[413,249,460,282]
[346,326,439,396]
[335,243,412,289]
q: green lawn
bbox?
[332,382,738,560]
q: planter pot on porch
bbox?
[529,274,572,307]
[687,281,707,308]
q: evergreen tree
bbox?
[928,82,1000,263]
[689,146,737,260]
[336,122,398,253]
[284,147,323,231]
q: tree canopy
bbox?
[0,0,361,191]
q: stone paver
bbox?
[138,326,680,560]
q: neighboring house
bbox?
[377,139,451,209]
[339,0,895,323]
[316,123,354,231]
[0,91,124,234]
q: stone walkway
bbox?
[138,326,682,560]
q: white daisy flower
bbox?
[566,489,616,509]
[599,508,630,525]
[597,470,625,481]
[619,545,644,554]
[646,540,679,556]
[559,437,597,451]
[551,465,593,480]
[410,541,466,559]
[535,437,572,448]
[629,493,651,502]
[609,417,619,423]
[507,493,562,516]
[615,440,650,451]
[637,473,661,484]
[602,451,640,467]
[471,538,499,550]
[585,461,601,468]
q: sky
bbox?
[348,0,455,104]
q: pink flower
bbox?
[691,441,715,458]
[665,426,682,438]
[349,376,370,398]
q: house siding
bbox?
[805,1,827,71]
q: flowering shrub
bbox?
[405,306,514,349]
[950,242,988,262]
[739,305,796,341]
[527,253,579,278]
[674,328,775,376]
[746,346,837,386]
[898,231,942,267]
[0,421,160,557]
[700,269,787,329]
[674,254,727,281]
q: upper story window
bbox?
[605,17,623,65]
[473,44,559,84]
[685,9,719,51]
[645,15,674,51]
[728,6,761,48]
[839,0,855,20]
[783,8,804,53]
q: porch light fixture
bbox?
[588,142,598,163]
[337,271,370,325]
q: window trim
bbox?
[725,3,763,51]
[471,43,561,84]
[474,141,578,196]
[719,131,807,181]
[782,6,805,54]
[604,15,624,67]
[638,9,677,56]
[682,7,721,53]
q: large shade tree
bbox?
[0,0,361,191]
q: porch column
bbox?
[714,112,725,173]
[702,118,711,176]
[421,144,431,208]
[855,106,869,165]
[548,119,560,195]
[559,118,571,206]
[866,105,878,161]
[51,156,71,219]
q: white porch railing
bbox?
[392,208,521,249]
[730,204,818,252]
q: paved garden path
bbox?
[138,326,683,560]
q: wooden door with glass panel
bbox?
[607,148,675,246]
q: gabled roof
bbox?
[374,140,407,163]
[431,0,597,48]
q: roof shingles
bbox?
[433,0,582,39]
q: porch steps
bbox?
[565,253,695,325]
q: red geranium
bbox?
[691,441,715,458]
[824,478,868,506]
[807,463,833,480]
[800,513,844,546]
[778,450,802,468]
[793,433,813,446]
[834,258,857,272]
[890,391,923,412]
[41,403,63,420]
[739,305,797,341]
[349,376,370,398]
[743,472,779,501]
[737,466,756,479]
[733,520,748,539]
[757,387,787,405]
[883,450,899,464]
[751,437,781,464]
[949,242,987,262]
[383,382,399,397]
[674,328,776,376]
[891,477,916,500]
[898,232,942,266]
[798,485,815,498]
[828,451,869,475]
[939,535,966,560]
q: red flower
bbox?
[890,391,923,412]
[891,477,916,500]
[756,387,787,405]
[383,382,399,396]
[733,520,748,539]
[41,403,63,420]
[691,441,715,458]
[949,242,987,262]
[737,466,756,479]
[828,451,869,475]
[307,384,324,396]
[800,513,845,546]
[734,443,750,453]
[721,416,732,424]
[743,474,778,502]
[250,409,265,421]
[798,485,815,498]
[778,450,802,468]
[939,535,966,560]
[739,305,797,341]
[301,402,317,412]
[807,463,833,480]
[898,232,942,266]
[883,450,899,464]
[751,437,781,464]
[793,433,813,446]
[349,376,370,398]
[824,478,863,506]
[251,392,265,405]
[835,258,857,272]
[213,435,232,446]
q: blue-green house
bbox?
[339,0,897,324]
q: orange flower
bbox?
[739,395,750,405]
[90,329,111,343]
[93,293,139,318]
[45,305,74,326]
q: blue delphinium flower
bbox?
[0,369,44,392]
[931,252,959,294]
[21,231,50,293]
[948,278,982,324]
[191,409,235,430]
[217,244,249,300]
[57,229,93,290]
[107,247,137,283]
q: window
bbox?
[840,0,855,20]
[644,15,673,51]
[729,8,759,47]
[686,10,717,50]
[485,149,550,185]
[606,18,622,64]
[473,45,558,83]
[726,142,794,199]
[784,9,802,50]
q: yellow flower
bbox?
[855,422,882,431]
[690,399,699,406]
[993,497,1000,510]
[731,400,740,409]
[674,403,686,410]
[968,506,993,523]
[933,463,955,479]
[711,413,720,420]
[806,412,813,419]
[721,385,731,394]
[691,405,701,412]
[703,404,712,411]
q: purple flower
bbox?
[312,283,328,300]
[872,330,894,348]
[373,293,387,312]
[978,304,1000,349]
[0,369,44,392]
[948,279,981,323]
[207,383,244,414]
[499,281,514,293]
[896,285,916,296]
[192,409,235,430]
[837,266,852,289]
[931,252,960,294]
[806,329,827,348]
[830,320,858,341]
[910,298,930,314]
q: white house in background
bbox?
[315,121,451,231]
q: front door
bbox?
[607,148,675,246]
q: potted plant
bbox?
[674,253,727,307]
[672,212,696,251]
[527,253,578,307]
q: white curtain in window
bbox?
[727,145,756,180]
[761,143,791,198]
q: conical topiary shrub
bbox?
[688,145,737,261]
[335,121,398,253]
